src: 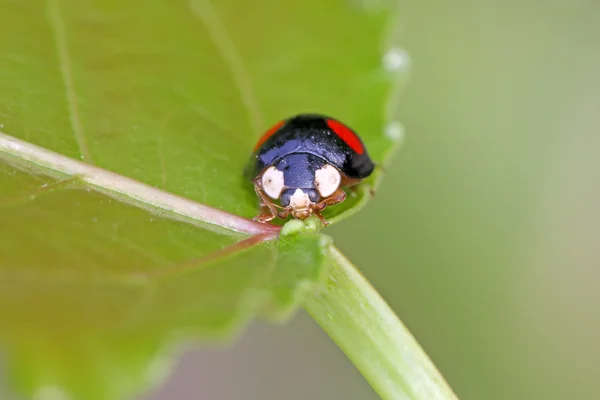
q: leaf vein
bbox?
[189,0,264,135]
[150,232,277,280]
[0,131,279,236]
[156,124,168,189]
[46,0,93,163]
[0,177,77,209]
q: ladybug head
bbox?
[280,188,320,220]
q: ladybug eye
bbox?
[306,189,320,203]
[261,166,284,199]
[280,190,292,206]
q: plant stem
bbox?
[304,245,458,400]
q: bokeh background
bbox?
[146,1,600,399]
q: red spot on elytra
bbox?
[253,120,285,151]
[326,119,364,154]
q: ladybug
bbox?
[245,114,374,225]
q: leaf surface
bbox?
[0,0,402,398]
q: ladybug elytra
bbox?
[245,114,374,225]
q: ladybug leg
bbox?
[253,183,280,222]
[314,188,347,211]
[310,189,347,227]
[255,210,276,223]
[324,188,347,207]
[312,209,329,226]
[277,209,290,220]
[254,181,286,209]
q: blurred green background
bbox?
[146,1,600,399]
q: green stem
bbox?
[304,245,458,400]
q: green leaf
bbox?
[1,0,398,220]
[0,0,408,399]
[0,144,333,399]
[305,246,458,400]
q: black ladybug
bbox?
[245,114,375,225]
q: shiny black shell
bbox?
[245,114,375,181]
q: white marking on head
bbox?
[289,188,312,219]
[261,166,284,199]
[290,188,311,208]
[314,164,341,198]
